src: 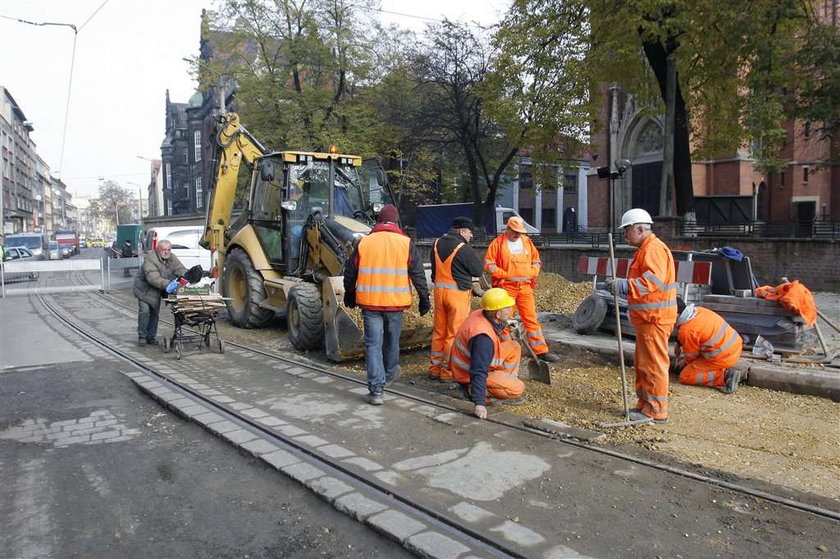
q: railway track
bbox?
[22,271,839,557]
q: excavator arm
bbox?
[201,112,267,255]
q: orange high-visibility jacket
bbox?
[627,233,677,325]
[433,238,465,290]
[483,234,542,287]
[355,231,412,308]
[677,307,742,364]
[755,281,817,327]
[449,309,510,384]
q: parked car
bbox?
[1,246,40,282]
[59,243,73,258]
[47,241,62,260]
[142,226,213,271]
[4,232,49,259]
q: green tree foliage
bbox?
[206,0,378,153]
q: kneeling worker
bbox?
[673,298,744,393]
[449,288,525,419]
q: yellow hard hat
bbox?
[481,288,516,311]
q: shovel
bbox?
[515,321,551,384]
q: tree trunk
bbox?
[642,39,694,216]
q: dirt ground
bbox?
[213,282,840,505]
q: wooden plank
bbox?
[702,294,783,309]
[701,302,800,318]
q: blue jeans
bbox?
[137,299,161,341]
[362,310,403,394]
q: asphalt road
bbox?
[0,354,409,558]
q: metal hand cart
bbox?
[162,293,226,359]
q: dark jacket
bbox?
[343,222,429,311]
[466,316,508,406]
[430,230,484,291]
[133,249,187,307]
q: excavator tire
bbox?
[287,283,325,350]
[223,247,274,328]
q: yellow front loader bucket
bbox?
[321,277,433,362]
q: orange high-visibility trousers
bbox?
[679,353,739,388]
[502,283,550,355]
[634,323,673,420]
[429,288,472,380]
[487,340,524,400]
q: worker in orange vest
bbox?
[673,298,744,393]
[343,204,431,405]
[603,208,677,424]
[484,216,559,362]
[428,216,485,381]
[449,288,525,419]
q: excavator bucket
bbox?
[321,277,434,362]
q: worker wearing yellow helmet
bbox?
[448,288,525,419]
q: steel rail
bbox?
[36,290,523,558]
[68,274,840,524]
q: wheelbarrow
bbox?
[510,320,551,384]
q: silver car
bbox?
[2,246,40,282]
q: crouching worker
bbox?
[449,288,525,419]
[673,298,744,394]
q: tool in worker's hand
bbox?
[598,233,644,428]
[509,319,551,384]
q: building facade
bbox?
[0,86,38,235]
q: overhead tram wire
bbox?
[0,0,110,179]
[349,3,495,29]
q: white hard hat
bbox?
[618,208,653,229]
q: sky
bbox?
[0,0,510,199]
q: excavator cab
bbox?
[205,113,429,361]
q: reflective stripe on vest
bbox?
[449,309,503,385]
[626,234,677,325]
[433,238,465,291]
[356,231,412,307]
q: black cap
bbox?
[451,216,475,230]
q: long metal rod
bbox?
[608,233,630,420]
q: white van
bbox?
[142,226,213,272]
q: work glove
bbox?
[603,277,628,296]
[177,277,189,287]
[165,279,180,294]
[418,297,431,317]
[343,291,357,309]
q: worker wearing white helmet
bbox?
[604,208,677,424]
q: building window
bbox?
[195,177,203,208]
[563,174,577,193]
[194,131,202,162]
[519,207,534,223]
[803,166,809,184]
[519,165,533,189]
[541,208,556,228]
[804,121,811,139]
[183,148,189,164]
[166,199,173,216]
[165,163,171,189]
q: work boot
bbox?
[718,369,742,394]
[146,337,160,346]
[537,352,560,363]
[137,337,146,347]
[365,391,384,406]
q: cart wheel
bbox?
[217,338,225,354]
[163,337,171,353]
[175,341,182,360]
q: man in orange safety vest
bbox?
[449,288,525,419]
[484,216,559,362]
[673,298,744,393]
[428,216,485,381]
[603,208,677,424]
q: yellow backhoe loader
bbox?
[201,112,431,361]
